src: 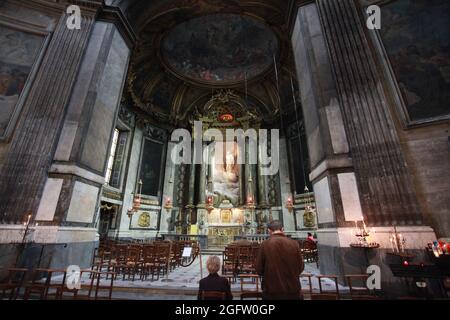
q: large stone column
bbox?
[0,1,132,269]
[0,3,98,223]
[291,0,436,295]
[316,0,422,226]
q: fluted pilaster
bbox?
[0,8,98,223]
[316,0,422,226]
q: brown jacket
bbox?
[256,233,305,300]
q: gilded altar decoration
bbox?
[303,208,315,228]
[138,212,151,227]
[218,113,234,122]
[220,209,232,223]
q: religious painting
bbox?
[0,26,44,137]
[210,141,240,207]
[162,13,278,84]
[139,139,164,196]
[379,0,450,122]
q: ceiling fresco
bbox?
[162,14,278,84]
[115,0,301,127]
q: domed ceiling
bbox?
[111,0,301,127]
[161,14,278,85]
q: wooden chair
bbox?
[0,268,28,300]
[224,274,236,285]
[239,274,261,300]
[92,248,112,274]
[59,269,94,300]
[111,244,128,279]
[23,268,67,300]
[122,246,141,281]
[222,245,238,275]
[345,274,374,300]
[60,270,115,300]
[240,291,263,300]
[91,271,115,300]
[311,275,340,300]
[238,246,257,274]
[300,273,313,296]
[141,245,157,281]
[155,243,171,278]
[200,290,227,300]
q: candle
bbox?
[362,219,367,233]
[392,234,398,252]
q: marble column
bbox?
[243,138,257,233]
[257,143,268,231]
[186,140,197,230]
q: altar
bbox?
[173,91,269,245]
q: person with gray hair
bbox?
[197,255,233,300]
[256,220,305,299]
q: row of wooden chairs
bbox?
[221,240,318,277]
[222,243,260,276]
[202,273,379,300]
[300,273,379,300]
[0,267,115,300]
[200,274,262,300]
[92,240,198,281]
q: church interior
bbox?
[0,0,449,301]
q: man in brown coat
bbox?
[256,220,304,300]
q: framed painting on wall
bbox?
[370,0,450,125]
[0,23,47,139]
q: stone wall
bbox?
[0,0,131,269]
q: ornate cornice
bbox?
[98,4,137,49]
[287,0,316,36]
